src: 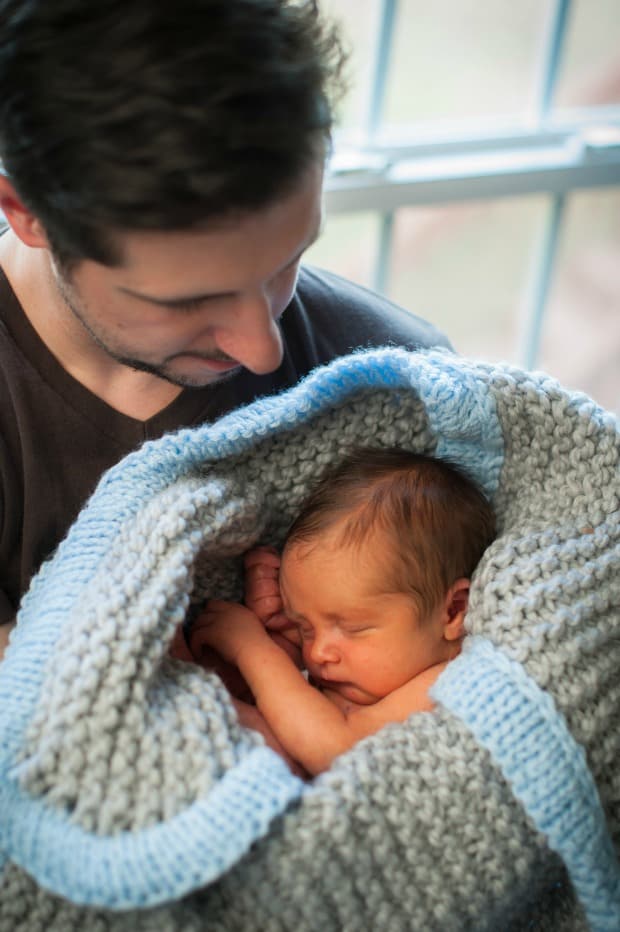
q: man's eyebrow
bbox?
[117,226,322,308]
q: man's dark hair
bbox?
[286,447,497,617]
[0,0,346,266]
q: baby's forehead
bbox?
[281,527,401,595]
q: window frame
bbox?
[324,0,620,367]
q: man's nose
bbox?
[214,291,284,375]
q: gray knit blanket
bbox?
[0,347,618,931]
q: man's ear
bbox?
[0,175,49,248]
[442,578,470,642]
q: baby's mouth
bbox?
[310,674,350,691]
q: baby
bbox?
[189,448,496,775]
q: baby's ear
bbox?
[443,578,470,641]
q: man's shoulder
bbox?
[293,265,452,355]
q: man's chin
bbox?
[162,365,242,389]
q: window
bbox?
[307,0,620,414]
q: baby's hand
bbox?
[244,546,284,623]
[244,546,301,650]
[189,600,265,667]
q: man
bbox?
[0,0,449,657]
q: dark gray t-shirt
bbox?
[0,262,451,620]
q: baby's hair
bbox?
[286,447,496,618]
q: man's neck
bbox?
[0,233,183,420]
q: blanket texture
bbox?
[0,347,618,931]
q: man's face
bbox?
[51,163,324,388]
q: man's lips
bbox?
[174,354,240,372]
[202,358,240,372]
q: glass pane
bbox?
[319,0,383,135]
[553,0,620,109]
[304,211,380,290]
[538,188,620,414]
[386,197,546,362]
[382,0,546,126]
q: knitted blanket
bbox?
[0,347,618,932]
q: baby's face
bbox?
[279,531,450,707]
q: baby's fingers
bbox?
[264,611,295,634]
[244,546,281,570]
[245,568,280,599]
[245,567,283,623]
[251,596,283,621]
[244,562,279,596]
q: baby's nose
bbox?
[307,634,339,665]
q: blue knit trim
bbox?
[431,637,620,932]
[0,747,301,908]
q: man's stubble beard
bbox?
[52,266,241,390]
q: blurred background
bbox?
[306,0,620,414]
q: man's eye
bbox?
[170,297,208,312]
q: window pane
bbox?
[386,197,546,362]
[304,212,380,290]
[382,0,546,126]
[553,0,620,109]
[538,188,620,414]
[319,0,383,135]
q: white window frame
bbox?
[325,0,620,368]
